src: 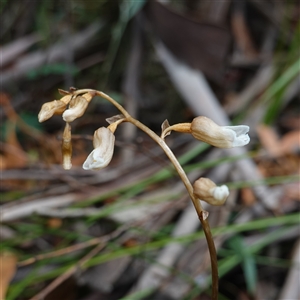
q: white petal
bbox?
[82,148,106,170]
[221,127,250,148]
[223,125,249,136]
[211,185,229,203]
[220,127,236,144]
[62,107,79,123]
[232,134,250,147]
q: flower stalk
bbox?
[38,88,251,300]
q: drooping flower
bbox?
[193,177,229,206]
[83,127,115,170]
[191,116,250,148]
[63,92,94,123]
[38,95,72,122]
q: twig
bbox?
[28,224,130,300]
[29,243,104,300]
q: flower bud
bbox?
[193,177,229,206]
[62,122,72,170]
[38,95,72,122]
[83,127,115,170]
[62,96,88,123]
[191,116,250,148]
[38,100,65,123]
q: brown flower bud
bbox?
[193,177,229,206]
[38,100,66,122]
[62,122,72,170]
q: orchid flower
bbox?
[83,127,115,170]
[191,116,250,148]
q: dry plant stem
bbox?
[75,89,219,299]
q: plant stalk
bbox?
[75,89,219,299]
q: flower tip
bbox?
[211,185,229,204]
[82,148,111,171]
[62,152,72,170]
[63,161,72,170]
[62,109,76,123]
[38,100,67,122]
[232,133,250,147]
[38,103,54,122]
[38,111,50,123]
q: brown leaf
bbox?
[0,252,17,300]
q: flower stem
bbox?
[129,117,219,300]
[78,89,219,299]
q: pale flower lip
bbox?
[82,127,115,171]
[193,177,229,206]
[221,125,250,148]
[210,185,229,204]
[82,147,111,170]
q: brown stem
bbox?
[130,118,219,299]
[201,216,219,299]
[75,89,219,299]
[161,122,192,139]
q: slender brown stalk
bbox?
[89,89,219,299]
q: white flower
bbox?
[191,116,250,148]
[193,177,229,206]
[63,96,89,123]
[62,92,94,123]
[83,127,115,171]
